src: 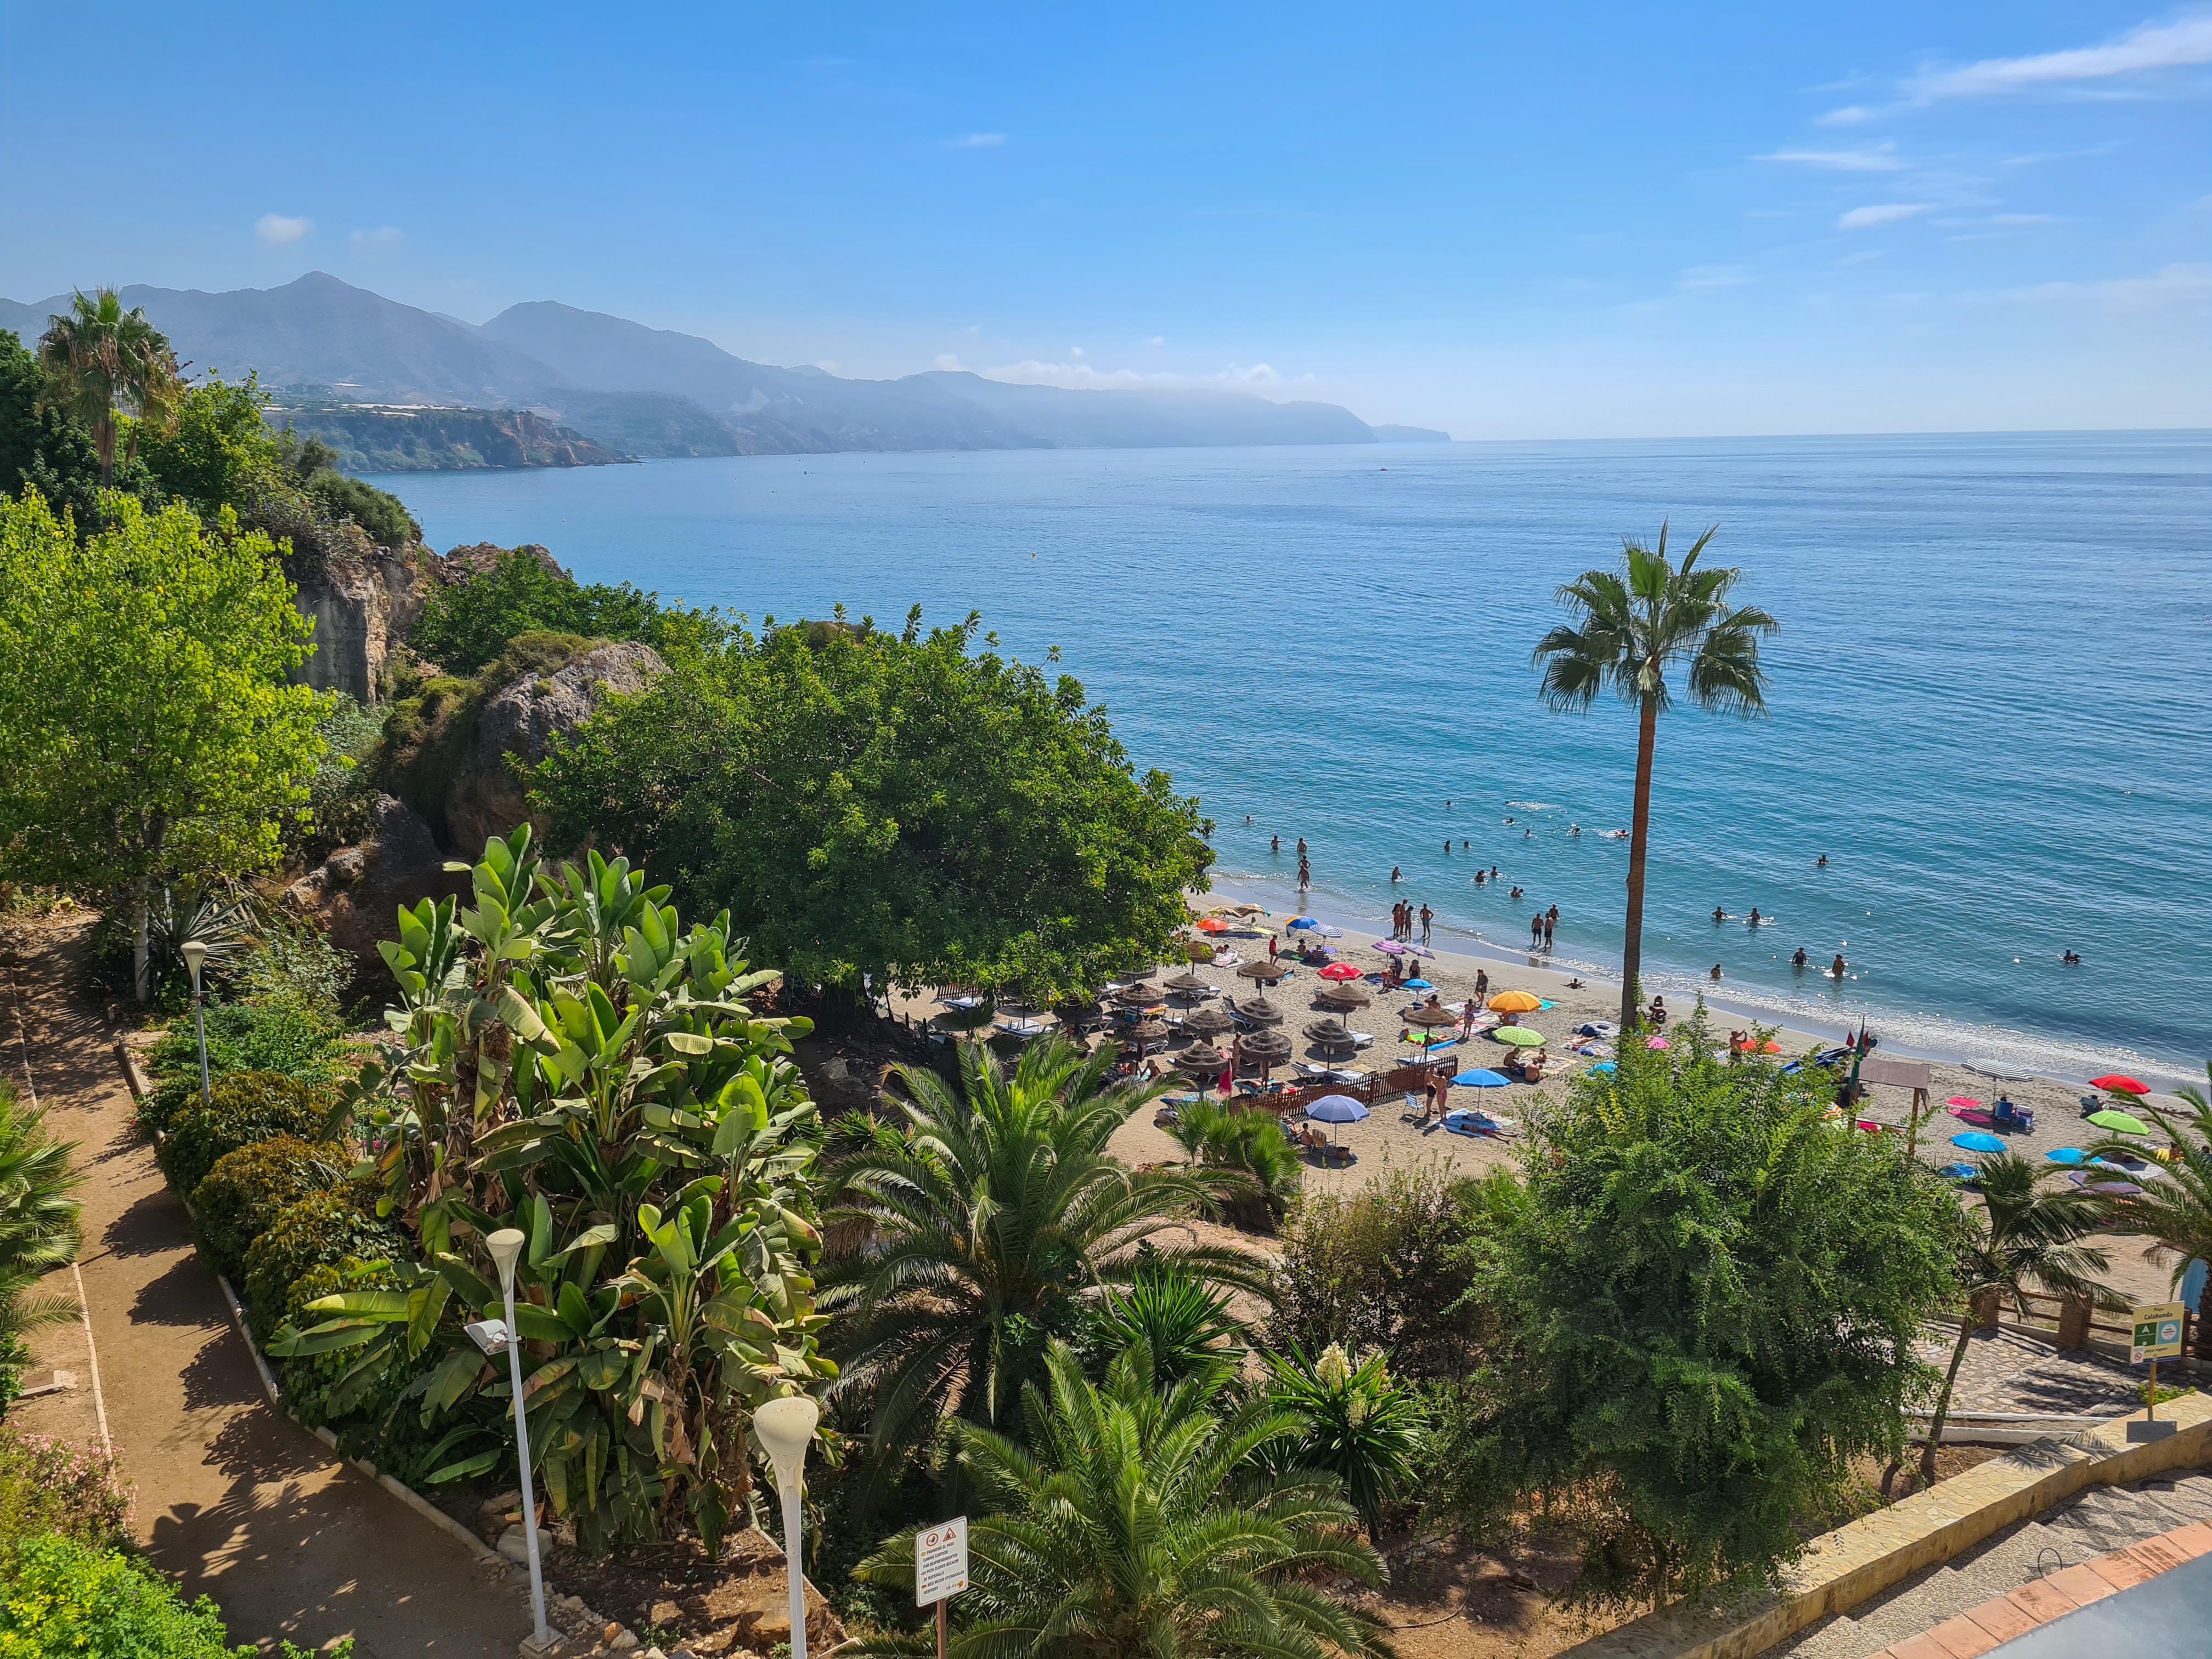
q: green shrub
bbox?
[0,1430,132,1550]
[189,1137,347,1283]
[276,1259,414,1431]
[408,545,674,674]
[241,1193,407,1342]
[1164,1098,1301,1228]
[0,1532,247,1656]
[154,1074,327,1198]
[141,994,348,1135]
[300,696,389,862]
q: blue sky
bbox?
[3,2,2207,436]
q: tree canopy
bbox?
[0,490,325,992]
[0,328,151,529]
[534,609,1211,997]
[408,544,683,673]
[1463,1013,1963,1608]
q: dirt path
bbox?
[4,913,532,1658]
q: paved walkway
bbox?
[4,914,532,1658]
[1913,1326,2141,1418]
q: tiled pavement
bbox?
[1914,1327,2141,1417]
[1772,1473,2212,1658]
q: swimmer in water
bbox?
[1271,835,1280,854]
[1713,906,1727,924]
[1831,953,1847,980]
[1570,825,1581,837]
[1474,869,1485,885]
[1509,885,1523,900]
[1710,963,1723,982]
[2062,950,2082,964]
[1524,828,1533,838]
[1816,854,1828,867]
[1391,866,1402,883]
[1748,907,1762,927]
[1792,946,1808,969]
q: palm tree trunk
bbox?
[94,409,116,488]
[1920,1315,1976,1486]
[1619,692,1661,1033]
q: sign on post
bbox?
[916,1516,969,1606]
[2131,1302,2185,1363]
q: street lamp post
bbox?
[753,1395,821,1659]
[179,940,212,1107]
[486,1228,550,1650]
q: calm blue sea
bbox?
[370,432,2212,1087]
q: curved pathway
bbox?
[5,913,531,1657]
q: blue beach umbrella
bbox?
[2045,1147,2087,1165]
[1452,1069,1511,1087]
[1404,978,1434,991]
[1938,1163,1979,1182]
[1951,1131,2006,1154]
[1286,917,1317,930]
[1307,1094,1369,1122]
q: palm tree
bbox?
[2085,1061,2212,1363]
[1082,1267,1249,1387]
[850,1339,1394,1659]
[820,1037,1264,1491]
[1916,1152,2121,1486]
[1531,524,1777,1033]
[36,289,180,486]
[0,1084,85,1379]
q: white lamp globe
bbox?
[753,1394,820,1497]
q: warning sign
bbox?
[916,1516,969,1606]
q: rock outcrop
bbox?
[291,539,434,705]
[283,792,462,963]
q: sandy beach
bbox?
[889,905,2198,1215]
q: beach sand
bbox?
[893,914,2193,1226]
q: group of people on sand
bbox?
[1528,905,1558,950]
[1389,900,1432,944]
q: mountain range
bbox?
[0,274,1449,461]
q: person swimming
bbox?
[1509,885,1523,899]
[1831,953,1847,979]
[1816,854,1828,867]
[1391,865,1402,882]
[2062,950,2083,964]
[1474,870,1485,885]
[1713,906,1727,923]
[1792,946,1808,969]
[1748,907,1762,926]
[1710,963,1724,981]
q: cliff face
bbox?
[264,402,633,472]
[291,537,433,704]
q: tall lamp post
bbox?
[179,940,212,1107]
[475,1228,550,1651]
[753,1394,820,1659]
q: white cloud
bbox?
[815,360,842,373]
[984,358,1290,391]
[1839,202,1934,229]
[255,212,313,245]
[1757,145,1904,171]
[933,353,964,371]
[1145,336,1164,348]
[1816,105,1872,126]
[1908,16,2212,101]
[947,132,1005,149]
[349,225,403,250]
[1963,262,2212,306]
[1678,264,1753,290]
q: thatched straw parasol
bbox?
[1317,982,1371,1010]
[1227,997,1283,1026]
[1126,1019,1169,1054]
[1184,1006,1234,1038]
[1115,983,1164,1008]
[1183,939,1216,962]
[1174,1042,1230,1073]
[1303,1017,1359,1053]
[1163,972,1212,999]
[1405,1004,1461,1029]
[1237,960,1290,984]
[1240,1028,1292,1064]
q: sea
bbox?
[368,431,2212,1090]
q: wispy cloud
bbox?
[947,132,1005,149]
[1839,202,1933,229]
[255,212,312,245]
[1678,264,1753,290]
[1988,212,2066,225]
[934,353,964,371]
[1816,105,1873,126]
[1757,145,1905,171]
[984,358,1290,391]
[1962,261,2212,306]
[349,225,403,250]
[1908,16,2212,101]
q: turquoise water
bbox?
[371,432,2212,1086]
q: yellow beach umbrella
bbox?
[1488,990,1543,1014]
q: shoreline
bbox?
[1200,874,2202,1101]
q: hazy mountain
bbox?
[1,274,1389,457]
[1372,424,1452,442]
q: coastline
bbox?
[1202,872,2204,1098]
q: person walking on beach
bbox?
[1474,968,1488,1001]
[1267,934,1278,962]
[1419,904,1433,944]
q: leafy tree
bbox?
[142,373,282,516]
[1264,1342,1423,1541]
[0,328,116,528]
[35,289,182,486]
[0,492,324,999]
[536,609,1212,998]
[2087,1062,2212,1363]
[1917,1151,2121,1486]
[1470,1013,1962,1609]
[1531,525,1778,1034]
[410,545,674,672]
[850,1339,1392,1659]
[819,1036,1256,1492]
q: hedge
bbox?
[153,1074,328,1198]
[188,1138,348,1284]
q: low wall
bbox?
[1559,1390,2212,1659]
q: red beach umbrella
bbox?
[1318,962,1361,981]
[2089,1074,2150,1096]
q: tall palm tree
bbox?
[850,1339,1394,1659]
[1916,1152,2121,1485]
[820,1036,1263,1492]
[1532,524,1778,1032]
[0,1085,85,1373]
[36,289,180,486]
[2086,1061,2212,1363]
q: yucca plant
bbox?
[1081,1266,1247,1386]
[1264,1341,1423,1540]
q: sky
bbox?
[3,2,2208,437]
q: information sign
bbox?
[2131,1302,2185,1363]
[916,1516,969,1607]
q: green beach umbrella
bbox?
[1492,1025,1545,1047]
[2087,1108,2151,1135]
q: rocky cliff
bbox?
[266,400,634,472]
